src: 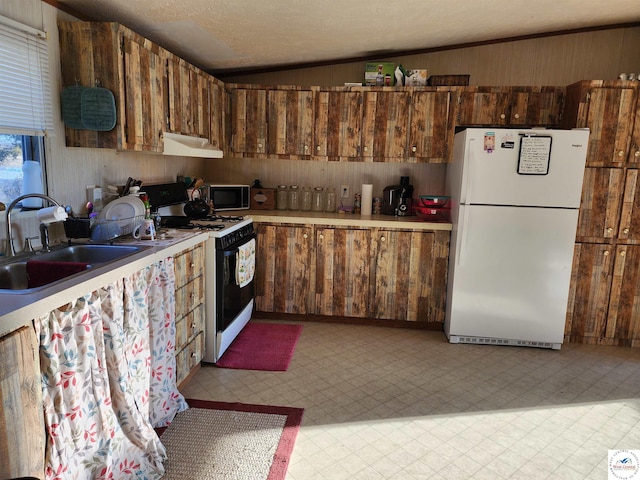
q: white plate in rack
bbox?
[98,196,145,232]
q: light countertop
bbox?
[0,229,209,338]
[234,209,452,231]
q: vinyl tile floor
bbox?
[181,320,640,479]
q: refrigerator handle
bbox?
[458,205,470,268]
[462,138,474,204]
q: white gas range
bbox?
[156,205,256,363]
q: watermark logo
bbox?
[609,450,640,479]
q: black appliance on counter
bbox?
[382,176,414,216]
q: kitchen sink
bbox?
[0,244,151,293]
[36,244,145,264]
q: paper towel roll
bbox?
[361,184,373,216]
[37,206,68,224]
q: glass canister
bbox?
[312,187,324,212]
[288,185,300,211]
[301,187,312,211]
[325,187,336,213]
[276,185,288,210]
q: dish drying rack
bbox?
[65,214,145,240]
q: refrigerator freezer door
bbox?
[458,129,589,208]
[445,204,578,347]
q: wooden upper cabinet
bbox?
[314,90,363,159]
[576,167,624,242]
[59,21,167,151]
[166,57,211,139]
[407,90,452,163]
[628,98,640,166]
[456,86,564,127]
[267,89,314,157]
[457,88,511,125]
[361,90,411,160]
[229,87,268,154]
[209,78,226,149]
[561,81,638,167]
[120,35,166,151]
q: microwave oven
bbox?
[209,184,250,211]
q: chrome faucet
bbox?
[4,193,63,257]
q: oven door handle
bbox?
[222,233,257,257]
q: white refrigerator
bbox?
[444,128,589,349]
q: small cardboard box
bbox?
[250,187,276,210]
[364,62,395,86]
[405,69,428,86]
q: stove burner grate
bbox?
[205,214,245,222]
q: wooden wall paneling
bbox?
[606,245,640,343]
[564,243,613,344]
[576,167,624,242]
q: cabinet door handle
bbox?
[304,144,309,151]
[623,228,630,234]
[500,113,506,119]
[635,151,640,157]
[618,150,624,157]
[513,113,520,119]
[190,293,195,299]
[191,323,196,329]
[191,352,197,358]
[316,145,321,151]
[190,263,195,268]
[303,233,308,239]
[620,250,626,257]
[380,236,386,242]
[363,146,368,152]
[607,227,614,233]
[604,250,610,256]
[319,234,324,240]
[411,146,417,153]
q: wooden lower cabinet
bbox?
[255,223,313,313]
[0,325,45,480]
[370,229,449,323]
[255,222,450,325]
[315,227,371,317]
[173,243,206,387]
[566,243,640,346]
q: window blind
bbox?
[0,14,53,136]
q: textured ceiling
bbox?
[57,0,640,74]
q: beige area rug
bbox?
[159,399,304,480]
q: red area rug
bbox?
[158,399,304,480]
[216,322,303,371]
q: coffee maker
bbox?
[382,176,414,216]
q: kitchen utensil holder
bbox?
[63,216,91,238]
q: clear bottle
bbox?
[325,187,336,213]
[288,185,300,211]
[301,187,312,211]
[312,187,324,212]
[276,185,288,210]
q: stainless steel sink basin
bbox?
[37,244,145,264]
[0,244,150,293]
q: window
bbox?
[0,14,53,207]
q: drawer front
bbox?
[175,275,204,320]
[174,243,205,288]
[175,332,205,386]
[175,303,205,352]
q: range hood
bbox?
[162,132,223,158]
